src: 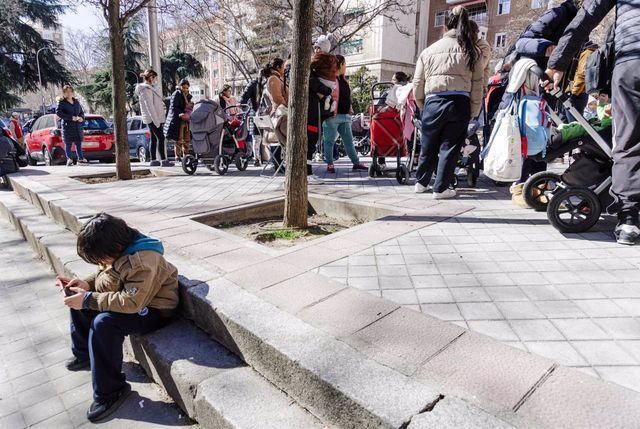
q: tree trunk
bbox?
[283,0,315,228]
[108,0,133,180]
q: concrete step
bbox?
[3,176,450,429]
[9,173,640,429]
[0,190,327,429]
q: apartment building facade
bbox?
[425,0,549,58]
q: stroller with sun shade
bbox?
[182,100,252,176]
[367,82,417,184]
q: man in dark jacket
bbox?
[516,0,579,65]
[546,0,640,245]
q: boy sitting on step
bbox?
[57,213,178,422]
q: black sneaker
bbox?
[87,383,132,422]
[615,223,640,245]
[65,357,90,371]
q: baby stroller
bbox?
[368,82,412,184]
[522,76,614,233]
[453,120,482,188]
[183,101,252,175]
[351,113,370,156]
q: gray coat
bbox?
[549,0,640,71]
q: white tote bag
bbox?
[482,100,522,182]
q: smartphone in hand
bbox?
[56,278,76,297]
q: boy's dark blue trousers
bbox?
[69,308,168,403]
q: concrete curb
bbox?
[0,191,326,429]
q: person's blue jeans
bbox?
[70,308,170,403]
[64,140,84,159]
[322,114,359,165]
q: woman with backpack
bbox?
[412,6,483,199]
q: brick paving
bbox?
[6,158,640,396]
[315,166,640,393]
[0,218,194,429]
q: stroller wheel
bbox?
[368,164,376,178]
[235,155,249,171]
[523,171,561,212]
[451,176,459,189]
[547,187,601,233]
[396,164,409,185]
[467,164,478,188]
[214,155,228,175]
[182,155,198,175]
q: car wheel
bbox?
[26,148,38,166]
[138,146,148,163]
[43,148,53,166]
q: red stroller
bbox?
[367,82,410,184]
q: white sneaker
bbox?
[414,182,428,194]
[433,189,457,200]
[308,176,324,185]
[66,159,74,166]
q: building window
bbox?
[435,10,448,27]
[531,0,544,9]
[494,32,507,48]
[468,5,488,27]
[341,39,363,56]
[497,0,511,15]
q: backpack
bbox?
[518,95,551,157]
[585,25,615,94]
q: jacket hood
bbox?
[135,82,155,96]
[122,234,164,256]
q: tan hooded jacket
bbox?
[84,250,178,315]
[412,29,484,117]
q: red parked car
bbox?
[24,114,115,166]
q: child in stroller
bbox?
[522,88,614,234]
[182,100,252,176]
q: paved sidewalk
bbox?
[319,173,640,393]
[0,218,194,429]
[7,159,640,396]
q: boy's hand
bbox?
[55,275,71,290]
[63,288,87,310]
[67,278,90,291]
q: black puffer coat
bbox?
[550,0,640,70]
[163,90,187,141]
[515,0,578,62]
[308,71,332,132]
[56,98,84,143]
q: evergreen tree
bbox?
[349,67,378,114]
[0,0,74,109]
[161,46,204,94]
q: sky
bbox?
[60,5,104,32]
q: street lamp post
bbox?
[36,47,52,115]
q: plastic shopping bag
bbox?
[482,100,522,182]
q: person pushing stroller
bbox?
[545,0,640,245]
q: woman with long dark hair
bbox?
[412,6,483,199]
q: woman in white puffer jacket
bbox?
[135,69,173,167]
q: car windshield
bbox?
[83,118,109,130]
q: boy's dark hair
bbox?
[77,213,140,265]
